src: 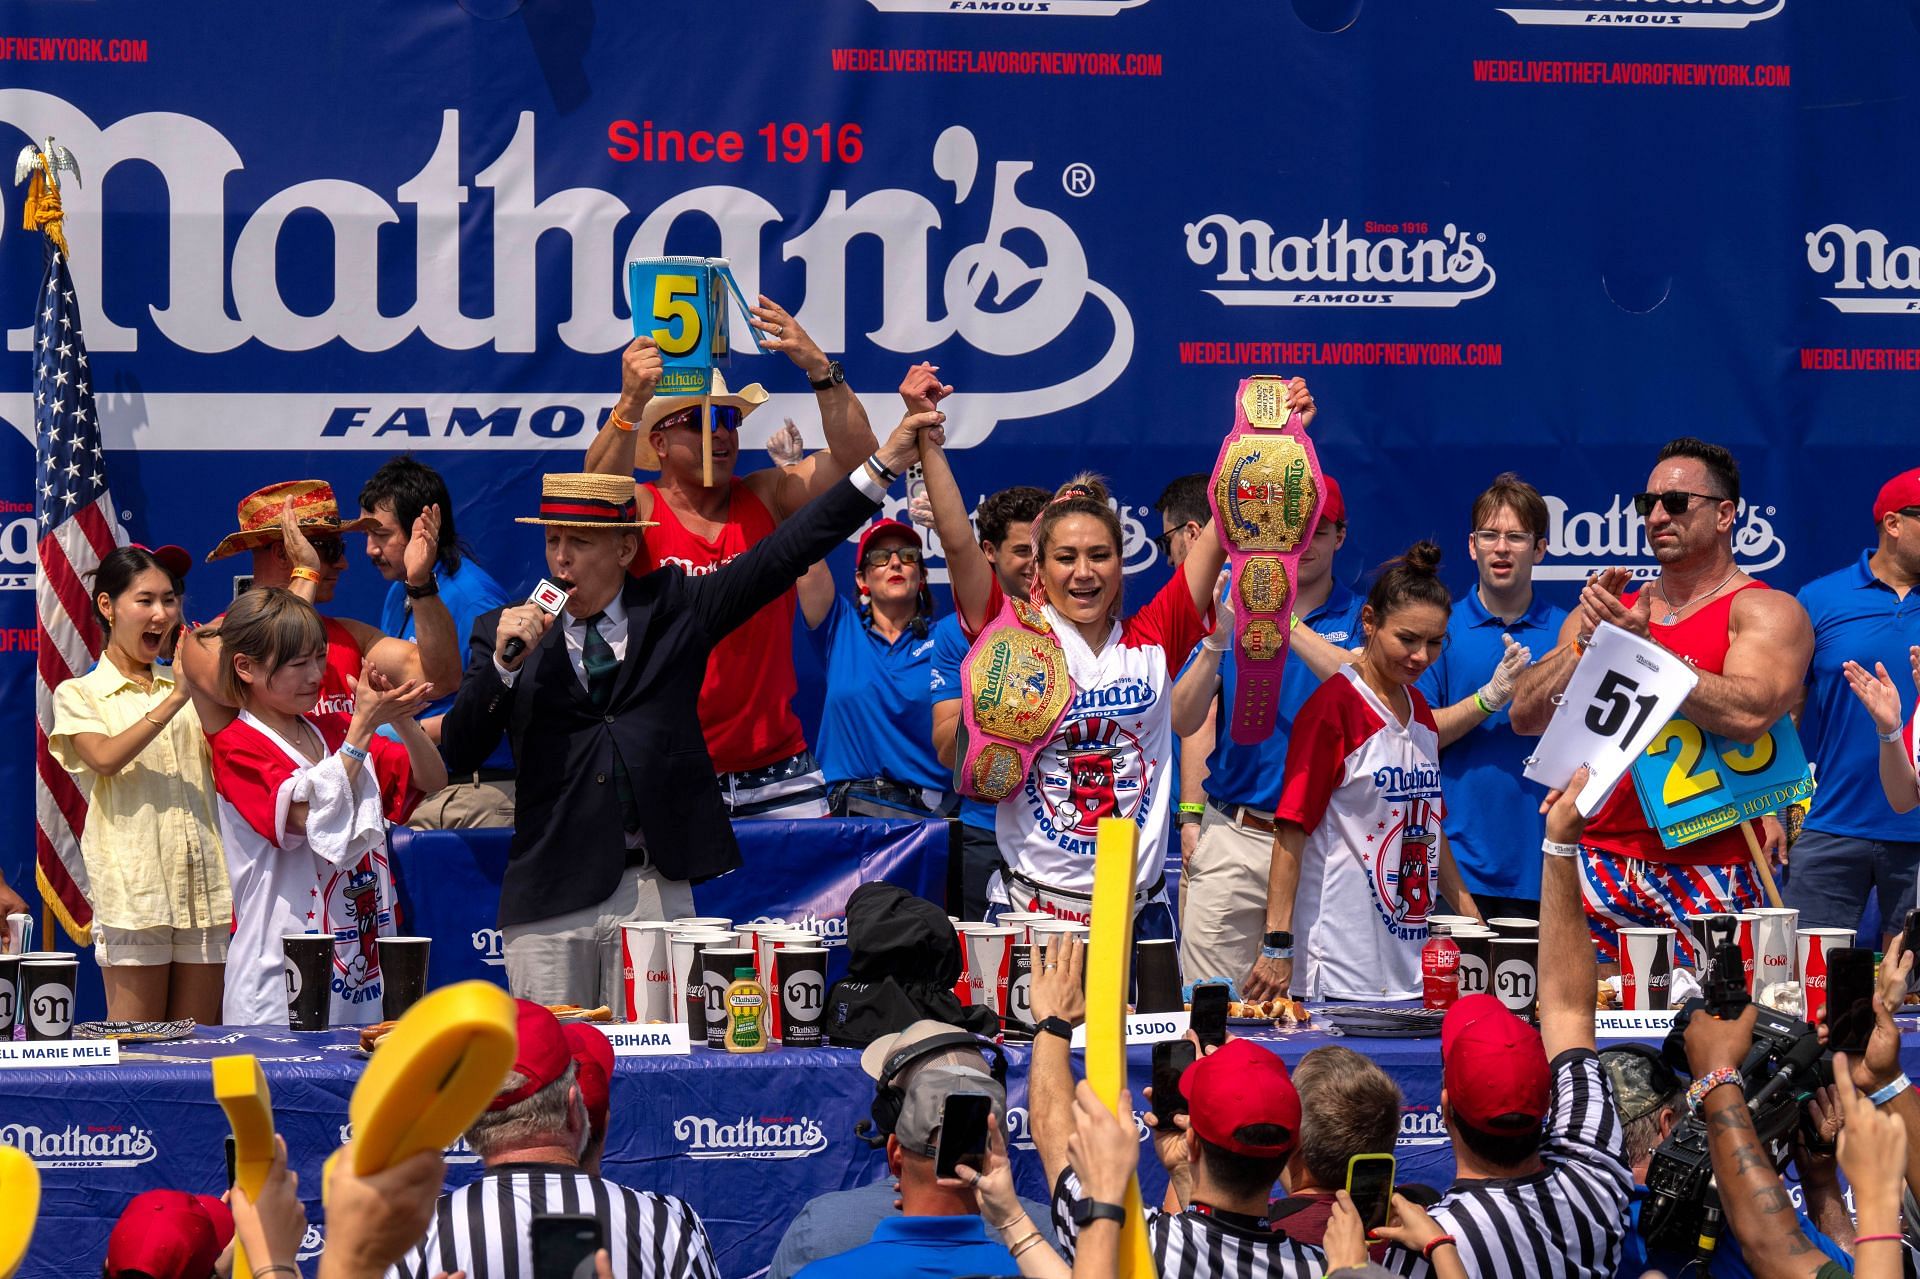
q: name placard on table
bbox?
[595,1023,692,1057]
[1070,1009,1191,1048]
[0,1039,121,1069]
[1595,1009,1678,1039]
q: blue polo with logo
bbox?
[806,592,946,790]
[1416,587,1567,901]
[1797,550,1920,841]
[1204,581,1363,812]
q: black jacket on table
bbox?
[442,475,881,928]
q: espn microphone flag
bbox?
[28,148,126,945]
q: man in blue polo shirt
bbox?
[359,456,515,828]
[928,484,1053,920]
[1417,473,1564,922]
[1171,475,1364,987]
[1787,467,1920,938]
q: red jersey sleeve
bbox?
[208,721,299,848]
[1120,562,1213,675]
[959,577,1007,641]
[367,735,424,826]
[1410,686,1439,734]
[1272,678,1369,833]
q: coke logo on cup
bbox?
[1807,975,1827,990]
[1764,953,1789,967]
[647,968,671,983]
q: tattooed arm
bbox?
[1685,1006,1828,1279]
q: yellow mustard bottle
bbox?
[724,967,768,1053]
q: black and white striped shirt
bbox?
[1386,1049,1633,1279]
[1050,1169,1326,1279]
[388,1162,720,1279]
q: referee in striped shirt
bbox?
[1387,767,1633,1279]
[389,1001,719,1279]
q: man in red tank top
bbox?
[1511,440,1813,967]
[181,479,463,741]
[584,298,878,818]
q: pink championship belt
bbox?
[1207,375,1328,745]
[954,597,1075,802]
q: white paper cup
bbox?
[963,928,1016,1017]
[1617,928,1675,1011]
[619,922,674,1024]
[1797,927,1854,1025]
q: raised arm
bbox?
[584,337,662,477]
[796,560,835,630]
[747,298,879,521]
[1538,767,1597,1057]
[1027,936,1088,1191]
[905,366,997,633]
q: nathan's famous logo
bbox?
[338,1122,481,1164]
[0,95,1130,452]
[1497,0,1782,25]
[1536,493,1785,582]
[1039,714,1145,837]
[471,927,506,968]
[1807,224,1920,314]
[0,502,34,591]
[1224,451,1313,549]
[1185,218,1494,308]
[673,1114,828,1160]
[1398,1108,1449,1148]
[866,0,1148,12]
[1,1122,158,1169]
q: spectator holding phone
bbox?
[1325,1190,1465,1279]
[1269,1047,1407,1250]
[1815,931,1920,1205]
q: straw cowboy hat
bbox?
[631,371,770,470]
[204,480,382,563]
[515,473,657,528]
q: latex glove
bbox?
[1476,632,1533,712]
[766,417,806,468]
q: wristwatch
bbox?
[1262,930,1293,950]
[404,578,440,600]
[808,360,846,391]
[1072,1200,1127,1227]
[1035,1016,1074,1043]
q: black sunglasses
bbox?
[1632,490,1730,518]
[861,545,924,569]
[308,537,347,565]
[1153,521,1200,558]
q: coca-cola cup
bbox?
[1452,927,1495,998]
[701,948,756,1049]
[775,947,829,1047]
[20,954,79,1041]
[1796,927,1854,1026]
[1751,908,1799,994]
[951,921,994,1006]
[1133,939,1181,1013]
[282,934,334,1031]
[4,913,30,955]
[1490,937,1540,1020]
[996,913,1049,945]
[670,929,733,1039]
[1617,928,1675,1011]
[377,936,431,1020]
[1684,913,1736,971]
[0,954,19,1037]
[619,922,673,1024]
[964,927,1016,1019]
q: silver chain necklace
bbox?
[1653,563,1740,625]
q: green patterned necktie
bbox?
[581,612,638,831]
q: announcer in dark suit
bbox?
[443,407,943,1006]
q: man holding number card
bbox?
[583,297,878,820]
[1509,439,1813,965]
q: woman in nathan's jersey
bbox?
[1243,540,1484,1003]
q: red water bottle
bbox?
[1422,924,1460,1009]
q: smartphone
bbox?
[1903,909,1920,967]
[223,1135,236,1190]
[1151,1039,1197,1127]
[1345,1152,1397,1233]
[530,1214,604,1279]
[934,1091,993,1179]
[1825,947,1878,1055]
[1191,982,1230,1051]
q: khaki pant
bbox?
[1178,804,1274,985]
[408,779,516,830]
[502,864,695,1007]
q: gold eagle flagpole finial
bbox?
[14,135,82,259]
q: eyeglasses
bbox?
[1153,521,1199,558]
[861,546,924,569]
[1899,505,1920,520]
[663,405,742,433]
[1472,530,1538,550]
[309,537,346,565]
[1632,490,1730,518]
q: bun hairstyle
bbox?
[87,545,184,634]
[1364,539,1452,624]
[1028,473,1127,607]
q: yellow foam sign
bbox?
[211,1055,274,1279]
[0,1146,40,1279]
[347,980,517,1175]
[1086,817,1157,1279]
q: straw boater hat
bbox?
[630,371,770,471]
[204,480,382,562]
[515,473,657,528]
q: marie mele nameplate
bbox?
[0,1039,121,1069]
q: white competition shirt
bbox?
[1274,666,1446,1000]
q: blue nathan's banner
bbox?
[1,4,1916,953]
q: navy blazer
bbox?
[442,476,880,928]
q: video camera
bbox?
[1639,995,1825,1254]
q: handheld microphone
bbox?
[503,578,569,663]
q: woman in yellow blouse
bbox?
[50,545,229,1023]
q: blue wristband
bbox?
[1870,1074,1912,1106]
[338,742,371,766]
[1260,946,1293,961]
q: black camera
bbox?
[1639,999,1824,1255]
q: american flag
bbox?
[33,243,124,944]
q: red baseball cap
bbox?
[130,543,194,582]
[1318,474,1347,529]
[1441,994,1550,1131]
[561,1021,615,1143]
[856,518,921,566]
[489,999,573,1111]
[1179,1038,1301,1158]
[105,1189,235,1279]
[1873,468,1920,523]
